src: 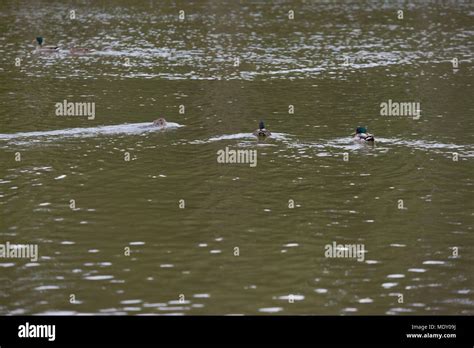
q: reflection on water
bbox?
[0,0,473,315]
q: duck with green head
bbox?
[33,37,59,52]
[353,126,374,142]
[253,120,271,138]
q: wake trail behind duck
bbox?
[0,122,183,141]
[195,132,290,143]
[298,137,474,156]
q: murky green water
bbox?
[0,0,473,315]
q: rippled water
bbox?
[0,0,473,315]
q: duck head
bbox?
[259,121,265,130]
[356,126,367,134]
[35,37,44,46]
[153,118,167,127]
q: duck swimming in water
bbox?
[153,118,167,128]
[33,37,59,52]
[253,121,271,138]
[353,126,375,142]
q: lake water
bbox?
[0,0,473,315]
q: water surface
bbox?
[0,0,473,315]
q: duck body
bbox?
[253,121,271,138]
[35,46,59,52]
[352,126,374,143]
[353,132,374,142]
[254,129,271,137]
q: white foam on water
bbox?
[304,136,473,154]
[374,137,464,149]
[0,122,184,141]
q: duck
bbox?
[152,118,167,128]
[353,126,375,142]
[253,121,271,138]
[33,37,59,52]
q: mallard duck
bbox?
[353,126,374,142]
[253,121,271,137]
[153,118,167,128]
[33,37,59,52]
